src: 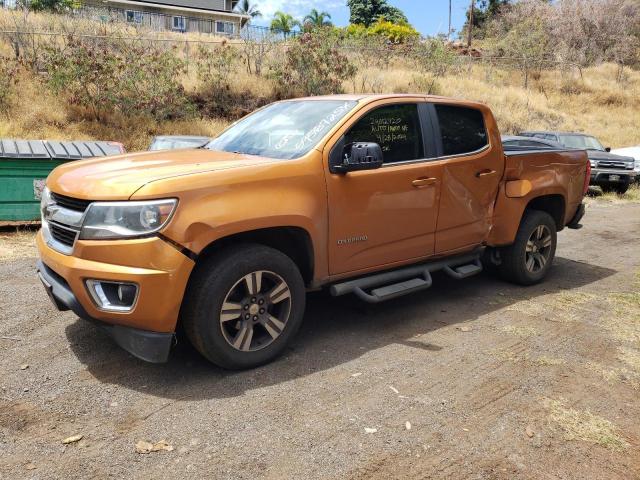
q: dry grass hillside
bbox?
[0,10,638,151]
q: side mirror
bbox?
[605,147,611,152]
[332,142,384,174]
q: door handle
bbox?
[412,177,437,187]
[476,169,496,178]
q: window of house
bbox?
[435,104,488,156]
[173,16,186,31]
[343,104,424,164]
[216,21,235,34]
[125,10,143,24]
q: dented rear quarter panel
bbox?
[488,149,588,246]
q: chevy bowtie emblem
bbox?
[44,204,59,221]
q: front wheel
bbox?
[182,244,306,369]
[498,210,557,286]
[601,183,629,195]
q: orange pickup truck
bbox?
[36,94,589,369]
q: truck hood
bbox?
[47,148,276,199]
[586,150,635,164]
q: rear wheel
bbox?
[182,244,306,369]
[498,210,557,286]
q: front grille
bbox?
[596,161,630,170]
[51,192,92,212]
[49,222,77,247]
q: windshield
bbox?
[206,100,358,159]
[558,135,604,151]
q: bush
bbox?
[196,41,235,99]
[0,56,18,113]
[271,31,357,97]
[344,19,419,44]
[366,19,419,44]
[42,36,193,121]
[413,38,457,78]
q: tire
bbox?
[181,243,306,369]
[498,210,557,286]
[601,183,629,195]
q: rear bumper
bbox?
[567,203,585,230]
[37,260,174,363]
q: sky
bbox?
[251,0,469,37]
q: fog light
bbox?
[86,280,139,312]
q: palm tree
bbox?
[270,11,301,37]
[234,0,261,25]
[303,8,332,28]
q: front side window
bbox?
[207,100,358,160]
[343,104,424,164]
[435,104,488,156]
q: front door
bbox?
[324,100,442,276]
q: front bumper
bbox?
[590,168,636,184]
[36,231,195,362]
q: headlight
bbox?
[40,186,52,219]
[79,199,177,240]
[589,160,596,168]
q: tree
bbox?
[347,0,409,27]
[303,9,333,28]
[462,0,511,41]
[234,0,262,22]
[270,11,301,37]
[27,0,79,12]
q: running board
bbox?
[330,252,483,303]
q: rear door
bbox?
[430,103,504,254]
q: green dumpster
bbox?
[0,139,125,221]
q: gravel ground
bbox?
[1,201,639,479]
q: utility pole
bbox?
[467,0,474,48]
[448,0,452,41]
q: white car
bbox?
[611,146,640,182]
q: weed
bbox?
[547,399,628,450]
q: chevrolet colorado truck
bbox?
[37,95,589,369]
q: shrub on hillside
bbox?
[345,19,419,44]
[0,56,18,113]
[271,31,357,97]
[42,36,193,121]
[196,42,235,100]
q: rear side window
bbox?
[435,105,488,156]
[343,104,424,164]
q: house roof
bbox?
[108,0,247,16]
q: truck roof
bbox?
[282,94,488,109]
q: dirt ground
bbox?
[1,199,639,480]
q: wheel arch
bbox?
[525,194,566,230]
[194,226,315,286]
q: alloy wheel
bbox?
[525,225,553,273]
[219,270,292,352]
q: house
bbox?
[81,0,250,35]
